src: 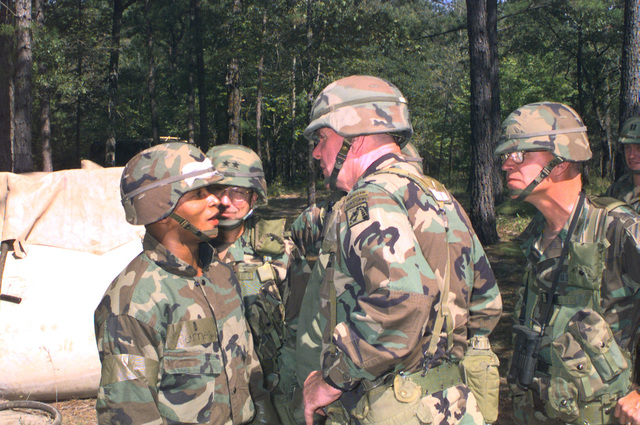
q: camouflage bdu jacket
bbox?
[513,196,640,424]
[319,154,503,402]
[95,233,266,425]
[605,174,640,213]
[290,193,346,386]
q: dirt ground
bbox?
[1,191,525,425]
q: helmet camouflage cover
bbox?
[206,144,268,207]
[495,102,592,162]
[121,142,221,225]
[303,75,413,147]
[619,116,640,145]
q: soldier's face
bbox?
[502,150,555,198]
[213,185,257,220]
[624,144,640,172]
[313,128,344,179]
[172,186,220,239]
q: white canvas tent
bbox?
[0,162,144,401]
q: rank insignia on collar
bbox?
[345,191,369,228]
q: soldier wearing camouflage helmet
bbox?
[205,144,303,425]
[496,103,640,425]
[301,75,503,425]
[605,117,640,213]
[94,142,277,425]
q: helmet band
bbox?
[311,95,407,120]
[123,167,218,202]
[501,126,587,141]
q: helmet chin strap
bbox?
[217,208,255,230]
[328,137,353,191]
[511,156,564,201]
[169,212,219,242]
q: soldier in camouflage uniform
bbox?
[495,103,640,425]
[290,142,425,425]
[94,142,277,425]
[605,117,640,213]
[205,144,302,425]
[300,75,503,425]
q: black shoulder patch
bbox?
[345,190,369,228]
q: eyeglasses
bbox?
[500,151,526,164]
[208,185,253,203]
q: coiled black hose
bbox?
[0,400,63,425]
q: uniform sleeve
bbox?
[467,231,502,338]
[321,184,441,390]
[290,204,324,258]
[95,314,164,425]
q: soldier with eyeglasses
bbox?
[206,144,303,425]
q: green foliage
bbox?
[15,0,625,192]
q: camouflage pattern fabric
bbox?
[303,75,413,146]
[605,174,640,213]
[121,142,222,226]
[317,153,503,424]
[494,102,592,162]
[95,233,266,425]
[212,215,302,425]
[511,197,640,425]
[206,144,268,207]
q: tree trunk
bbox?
[187,45,196,145]
[191,0,209,151]
[106,0,126,167]
[488,0,502,205]
[306,0,316,206]
[0,2,14,172]
[74,0,83,167]
[35,0,52,172]
[144,0,159,146]
[226,0,242,146]
[14,0,34,173]
[618,0,640,179]
[466,0,499,245]
[256,7,266,161]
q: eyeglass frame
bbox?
[207,185,254,204]
[500,150,547,165]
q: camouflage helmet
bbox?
[618,117,640,145]
[303,75,413,147]
[495,102,592,162]
[205,144,268,207]
[121,142,222,225]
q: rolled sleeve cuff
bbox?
[322,352,359,391]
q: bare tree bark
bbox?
[306,0,316,206]
[488,0,502,205]
[191,0,209,150]
[74,0,83,167]
[106,0,127,166]
[144,0,159,146]
[256,7,266,161]
[14,0,34,173]
[618,0,640,179]
[0,1,14,172]
[35,0,51,171]
[466,0,499,245]
[226,0,242,145]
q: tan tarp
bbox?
[0,162,144,256]
[0,162,145,400]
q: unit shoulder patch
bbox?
[345,189,370,228]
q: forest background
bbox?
[1,0,639,245]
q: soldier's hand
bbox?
[615,389,640,425]
[303,370,342,425]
